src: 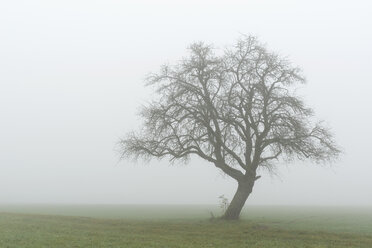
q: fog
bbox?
[1,0,371,206]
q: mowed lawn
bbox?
[1,205,372,247]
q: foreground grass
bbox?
[1,205,372,234]
[1,213,372,248]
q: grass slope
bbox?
[1,212,372,248]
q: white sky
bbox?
[0,0,371,205]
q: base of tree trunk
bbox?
[222,180,254,220]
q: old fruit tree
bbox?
[120,36,340,220]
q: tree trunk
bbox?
[223,180,254,220]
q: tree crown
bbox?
[120,36,340,181]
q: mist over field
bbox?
[1,0,372,207]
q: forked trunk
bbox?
[223,180,254,220]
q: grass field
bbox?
[1,205,372,247]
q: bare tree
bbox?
[120,36,340,220]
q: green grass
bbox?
[1,205,372,247]
[1,205,372,233]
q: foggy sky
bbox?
[1,0,371,205]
